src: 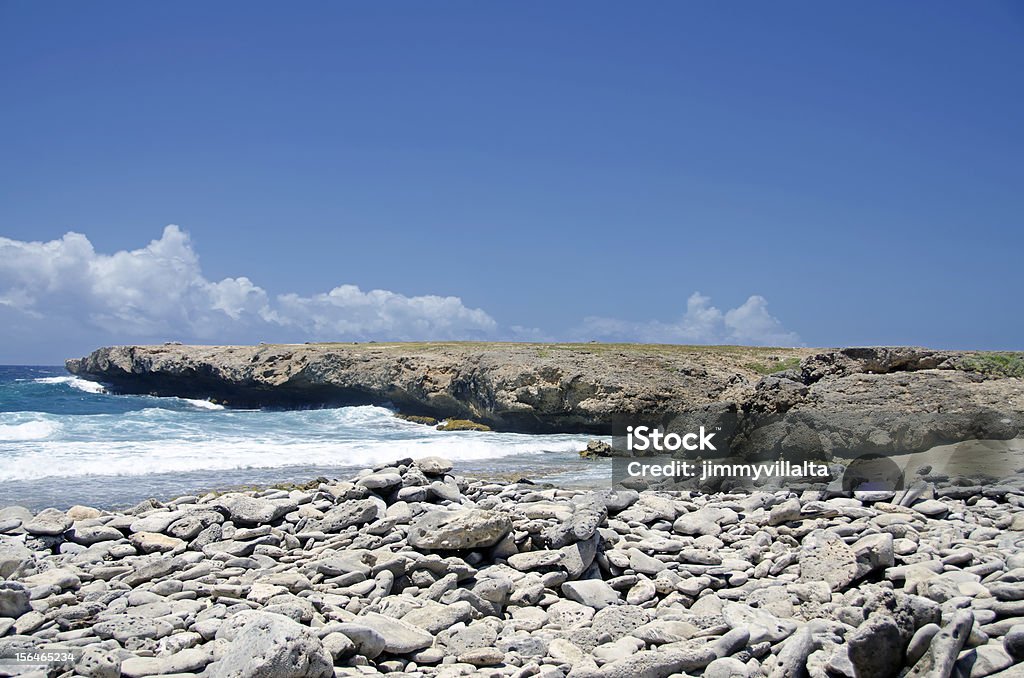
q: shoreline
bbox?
[65,344,1024,466]
[0,454,614,513]
[4,434,1021,513]
[1,458,1023,677]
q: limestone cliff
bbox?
[67,343,1023,459]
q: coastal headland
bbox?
[67,343,1024,461]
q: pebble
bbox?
[722,602,798,644]
[561,579,621,609]
[912,499,951,517]
[0,456,1020,678]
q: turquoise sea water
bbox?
[0,366,609,510]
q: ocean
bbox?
[0,366,610,510]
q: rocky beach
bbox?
[0,343,1021,677]
[5,1,1021,676]
[1,457,1024,678]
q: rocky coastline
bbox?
[2,458,1024,678]
[66,344,1024,460]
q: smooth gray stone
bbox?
[1004,624,1024,660]
[0,581,31,619]
[954,645,1015,678]
[722,602,798,644]
[66,525,124,545]
[906,609,974,678]
[321,632,355,662]
[599,646,717,678]
[401,600,473,635]
[209,610,332,678]
[120,646,214,677]
[0,542,33,578]
[772,625,817,677]
[23,508,72,536]
[0,518,22,534]
[561,579,621,609]
[331,622,386,659]
[847,615,903,678]
[357,472,403,490]
[217,495,296,526]
[415,456,454,476]
[907,623,942,665]
[351,612,433,654]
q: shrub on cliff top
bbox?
[959,352,1024,378]
[744,356,803,375]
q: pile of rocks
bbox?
[1,456,1023,678]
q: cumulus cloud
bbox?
[0,226,800,359]
[266,286,497,338]
[577,292,802,346]
[0,225,497,344]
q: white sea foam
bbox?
[34,376,106,394]
[0,403,594,481]
[0,434,590,481]
[0,420,60,441]
[181,398,226,410]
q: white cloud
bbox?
[723,295,802,346]
[266,286,496,338]
[0,225,497,344]
[577,292,802,346]
[0,227,800,359]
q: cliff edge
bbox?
[67,343,1023,459]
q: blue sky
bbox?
[1,2,1022,363]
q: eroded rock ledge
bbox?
[66,344,1023,458]
[65,343,807,433]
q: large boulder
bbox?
[415,456,454,475]
[66,524,124,545]
[799,529,859,591]
[217,495,295,526]
[561,580,621,609]
[0,542,33,578]
[354,612,434,654]
[0,582,31,618]
[408,509,511,550]
[209,610,332,678]
[316,499,383,532]
[332,623,386,659]
[23,508,72,536]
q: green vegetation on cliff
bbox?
[743,356,803,375]
[396,414,439,426]
[436,419,492,432]
[959,352,1024,378]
